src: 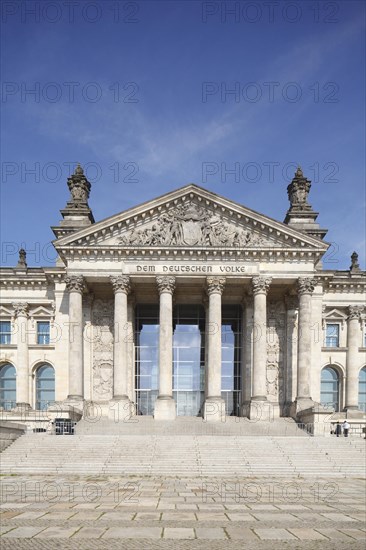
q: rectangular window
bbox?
[0,321,11,345]
[325,323,339,347]
[37,321,50,345]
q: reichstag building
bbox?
[0,166,365,424]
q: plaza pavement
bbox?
[1,474,365,549]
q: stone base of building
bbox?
[203,398,225,422]
[154,397,176,420]
[342,407,366,419]
[290,398,316,419]
[248,399,275,421]
[108,397,134,422]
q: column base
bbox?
[249,400,274,421]
[154,396,176,420]
[291,397,315,417]
[342,407,366,419]
[14,402,31,410]
[64,396,84,415]
[203,397,225,422]
[108,396,133,421]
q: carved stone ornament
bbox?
[350,251,360,271]
[156,276,176,294]
[16,248,27,268]
[12,302,29,317]
[348,306,363,321]
[65,275,85,293]
[297,277,317,296]
[252,276,272,295]
[110,275,131,295]
[67,164,91,204]
[116,201,274,248]
[206,276,226,295]
[287,167,312,211]
[92,299,114,401]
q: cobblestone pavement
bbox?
[1,475,365,549]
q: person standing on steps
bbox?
[335,422,342,437]
[342,420,350,437]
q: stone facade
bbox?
[0,167,365,423]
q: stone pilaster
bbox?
[110,276,131,407]
[345,306,363,411]
[13,302,30,409]
[284,295,298,412]
[293,277,316,413]
[154,276,176,420]
[65,275,85,402]
[249,277,272,419]
[204,276,226,421]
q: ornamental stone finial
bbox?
[16,248,27,269]
[156,276,176,294]
[350,251,360,272]
[297,277,317,296]
[67,164,91,204]
[348,305,363,321]
[252,276,272,295]
[65,275,85,293]
[206,276,226,295]
[287,167,312,211]
[110,275,131,295]
[12,302,29,317]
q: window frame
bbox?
[36,320,50,345]
[0,320,12,345]
[325,323,340,348]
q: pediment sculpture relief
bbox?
[116,201,274,248]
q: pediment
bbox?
[323,308,347,321]
[54,185,328,261]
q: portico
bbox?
[1,166,365,426]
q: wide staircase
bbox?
[0,417,365,478]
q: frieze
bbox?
[116,201,277,248]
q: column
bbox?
[110,275,131,403]
[294,277,316,410]
[13,302,30,408]
[204,276,226,421]
[65,275,85,401]
[154,276,176,420]
[241,295,253,417]
[284,295,298,413]
[345,306,362,411]
[251,277,272,402]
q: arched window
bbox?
[35,364,55,410]
[0,363,16,410]
[320,366,340,411]
[359,367,366,412]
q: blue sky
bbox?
[1,0,365,269]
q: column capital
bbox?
[297,277,316,296]
[156,275,175,295]
[206,276,226,295]
[65,275,85,293]
[252,276,272,295]
[110,275,131,295]
[348,305,363,321]
[12,302,29,318]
